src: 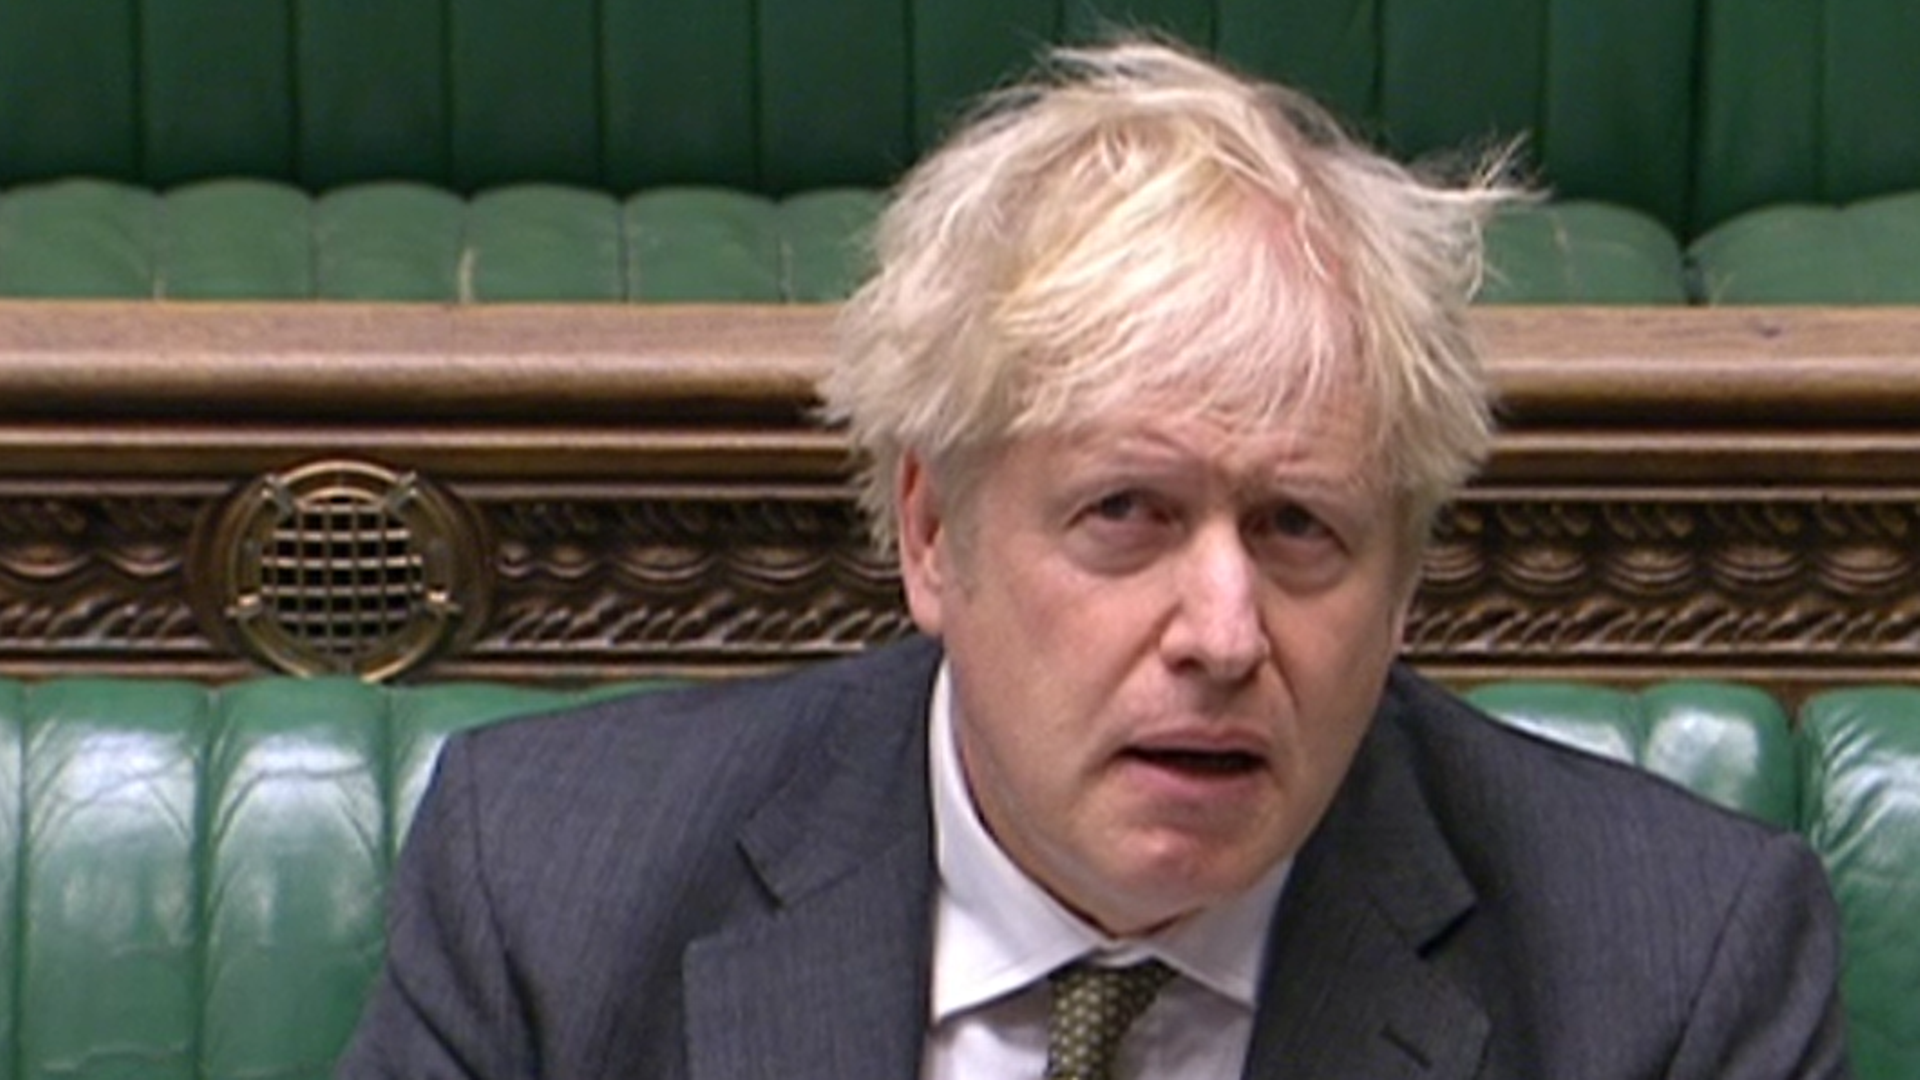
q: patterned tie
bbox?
[1044,959,1176,1080]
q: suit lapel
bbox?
[679,648,1490,1080]
[683,834,933,1080]
[1243,687,1490,1079]
[683,641,940,1080]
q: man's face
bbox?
[898,401,1413,936]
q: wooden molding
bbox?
[3,299,1919,700]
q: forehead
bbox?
[1015,398,1383,493]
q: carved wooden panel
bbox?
[1409,492,1920,693]
[2,300,1919,703]
[0,492,211,667]
[474,493,909,675]
[3,482,1920,702]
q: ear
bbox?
[896,452,950,636]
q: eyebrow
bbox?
[1058,433,1376,500]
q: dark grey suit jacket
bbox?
[337,636,1849,1079]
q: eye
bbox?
[1243,501,1353,589]
[1079,490,1172,535]
[1246,501,1338,551]
[1066,489,1179,571]
[1264,502,1327,539]
[1090,491,1147,522]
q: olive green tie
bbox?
[1044,960,1176,1080]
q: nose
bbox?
[1159,524,1268,682]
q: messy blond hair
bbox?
[821,38,1515,553]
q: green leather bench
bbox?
[1,673,1913,1079]
[9,176,1920,304]
[4,0,1920,304]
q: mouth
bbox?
[1123,746,1266,777]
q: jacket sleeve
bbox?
[335,737,534,1080]
[1665,831,1852,1079]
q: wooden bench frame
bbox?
[3,301,1918,702]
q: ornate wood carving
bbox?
[476,494,910,673]
[3,485,1920,700]
[2,300,1919,702]
[0,493,209,662]
[1408,492,1920,692]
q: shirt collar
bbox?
[927,660,1290,1020]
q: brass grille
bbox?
[192,460,488,679]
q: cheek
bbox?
[943,564,1154,760]
[1267,579,1406,730]
[954,536,1146,663]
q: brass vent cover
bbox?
[192,460,489,680]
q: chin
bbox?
[1093,856,1269,928]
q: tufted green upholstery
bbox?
[0,176,1697,305]
[1694,0,1920,234]
[0,177,1709,304]
[0,676,627,1080]
[0,0,1700,219]
[1479,202,1690,305]
[1,673,1914,1079]
[1464,680,1799,827]
[1687,192,1920,304]
[1470,681,1916,1079]
[0,179,881,302]
[1797,689,1920,1080]
[3,0,1919,305]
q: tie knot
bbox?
[1044,959,1176,1080]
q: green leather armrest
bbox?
[1464,680,1798,827]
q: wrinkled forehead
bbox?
[993,309,1386,491]
[1024,367,1389,488]
[1009,336,1376,437]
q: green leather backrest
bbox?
[0,676,614,1080]
[1464,680,1799,827]
[1797,688,1920,1080]
[0,179,881,302]
[0,0,1696,229]
[1219,0,1698,232]
[1687,191,1920,304]
[1479,201,1689,305]
[1476,679,1920,1080]
[0,674,1912,1078]
[0,177,1697,304]
[11,0,1919,301]
[1694,0,1920,234]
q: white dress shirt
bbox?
[921,664,1290,1079]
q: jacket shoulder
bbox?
[1380,665,1784,838]
[451,636,943,801]
[1365,668,1845,1075]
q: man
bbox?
[339,40,1849,1079]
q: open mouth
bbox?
[1126,748,1265,776]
